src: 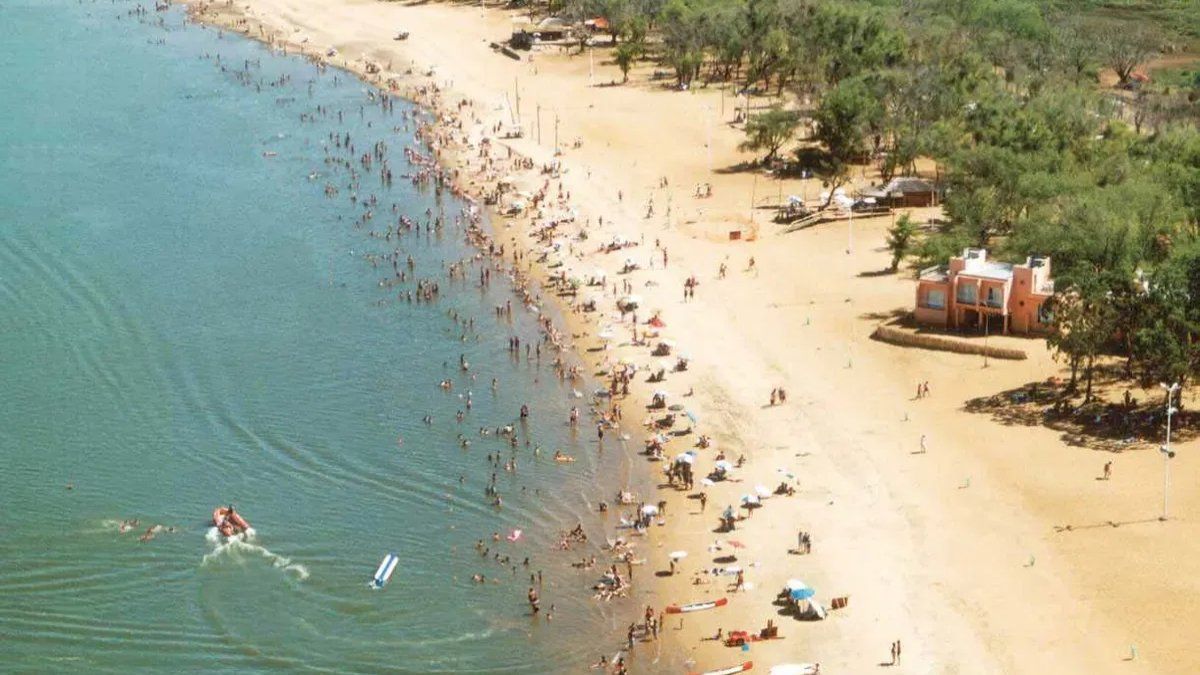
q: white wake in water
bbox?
[201,527,309,580]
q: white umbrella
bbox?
[755,485,772,498]
[653,390,670,398]
[674,453,695,464]
[701,478,715,486]
[668,550,688,560]
[660,339,677,348]
[641,504,659,515]
[784,579,810,591]
[714,460,734,472]
[741,494,760,505]
[620,294,643,305]
[722,565,742,574]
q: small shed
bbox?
[862,176,937,208]
[533,17,571,41]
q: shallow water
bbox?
[0,2,639,671]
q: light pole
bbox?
[1160,382,1180,521]
[846,205,853,254]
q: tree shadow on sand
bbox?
[962,378,1197,453]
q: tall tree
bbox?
[1099,23,1158,86]
[886,213,918,271]
[739,105,800,163]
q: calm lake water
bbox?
[0,2,640,671]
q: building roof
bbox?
[919,265,949,283]
[959,259,1014,281]
[864,176,935,198]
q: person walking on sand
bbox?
[699,492,707,512]
[890,641,897,666]
[896,640,902,664]
[1103,460,1112,481]
[919,434,928,454]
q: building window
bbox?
[924,289,946,309]
[957,283,977,304]
[985,287,1003,308]
[1038,303,1052,325]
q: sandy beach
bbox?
[181,1,1200,672]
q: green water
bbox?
[0,2,639,671]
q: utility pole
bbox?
[1160,382,1180,521]
[983,311,990,368]
[537,105,541,144]
[514,76,520,122]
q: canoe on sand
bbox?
[689,661,752,675]
[665,597,728,614]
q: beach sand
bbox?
[182,1,1200,671]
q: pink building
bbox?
[915,248,1054,334]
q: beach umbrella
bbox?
[653,390,670,398]
[789,587,816,600]
[722,506,735,519]
[660,339,677,348]
[597,329,615,341]
[755,485,772,498]
[740,494,760,506]
[714,460,734,472]
[726,540,746,549]
[674,453,695,464]
[722,565,742,574]
[701,478,715,486]
[668,550,688,560]
[784,579,811,591]
[641,504,659,515]
[620,294,642,306]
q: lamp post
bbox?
[1160,382,1180,521]
[982,311,990,368]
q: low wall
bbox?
[871,325,1027,360]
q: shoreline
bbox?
[178,1,1200,673]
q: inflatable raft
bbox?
[212,507,250,537]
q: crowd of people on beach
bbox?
[158,4,823,670]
